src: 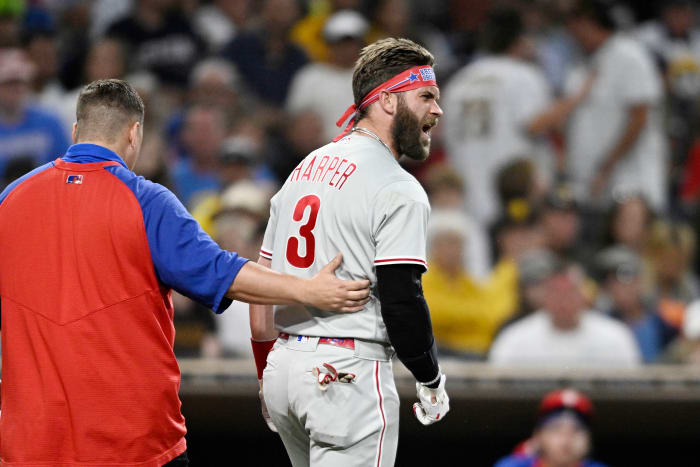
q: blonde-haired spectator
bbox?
[423,209,518,358]
[646,220,700,327]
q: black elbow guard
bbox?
[376,264,440,386]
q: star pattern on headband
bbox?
[409,72,420,82]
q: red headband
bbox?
[332,65,438,142]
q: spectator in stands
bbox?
[646,220,700,304]
[443,7,552,227]
[423,209,518,358]
[188,59,241,119]
[0,48,68,185]
[539,184,584,262]
[425,165,491,279]
[636,0,700,187]
[219,135,272,188]
[190,133,276,236]
[496,159,543,211]
[106,0,204,88]
[595,246,677,363]
[0,1,21,47]
[662,299,700,364]
[564,0,667,211]
[172,105,228,207]
[290,0,362,63]
[444,7,590,228]
[602,194,654,253]
[23,28,63,112]
[366,0,456,75]
[57,38,128,134]
[164,58,242,161]
[221,0,307,106]
[500,248,561,331]
[525,0,581,95]
[194,0,252,53]
[489,261,641,367]
[425,164,464,210]
[266,108,325,184]
[490,197,543,267]
[286,9,367,142]
[214,182,271,357]
[495,389,607,467]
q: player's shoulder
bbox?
[0,161,55,207]
[374,172,430,209]
[606,33,652,64]
[103,165,176,207]
[634,21,664,49]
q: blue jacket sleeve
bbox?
[107,166,249,313]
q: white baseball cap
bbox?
[323,10,369,43]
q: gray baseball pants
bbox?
[263,335,399,466]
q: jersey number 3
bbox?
[286,194,321,268]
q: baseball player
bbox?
[249,38,450,466]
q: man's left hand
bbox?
[413,374,449,426]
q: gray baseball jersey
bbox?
[260,133,430,343]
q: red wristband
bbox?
[251,338,277,380]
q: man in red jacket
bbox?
[0,79,369,466]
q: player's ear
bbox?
[71,122,78,144]
[128,121,141,149]
[377,90,396,115]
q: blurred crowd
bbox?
[3,0,700,367]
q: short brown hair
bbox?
[352,38,434,122]
[76,79,145,142]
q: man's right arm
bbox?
[117,173,369,313]
[228,252,369,312]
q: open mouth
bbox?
[422,123,434,137]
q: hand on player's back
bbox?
[304,254,370,312]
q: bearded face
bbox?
[391,94,437,161]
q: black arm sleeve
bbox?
[376,264,440,387]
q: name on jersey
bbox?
[289,155,357,190]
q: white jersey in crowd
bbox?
[489,310,642,368]
[565,33,667,209]
[260,133,430,344]
[286,63,355,142]
[443,56,553,226]
[635,21,700,99]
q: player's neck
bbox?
[75,139,130,165]
[353,118,399,160]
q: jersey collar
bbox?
[62,144,129,169]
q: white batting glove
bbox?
[258,380,277,433]
[412,373,449,425]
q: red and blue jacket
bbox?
[0,144,248,466]
[495,455,607,467]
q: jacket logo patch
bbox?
[66,174,83,184]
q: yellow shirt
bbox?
[423,260,519,355]
[190,194,221,238]
[290,13,331,63]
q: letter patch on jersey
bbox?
[66,174,84,184]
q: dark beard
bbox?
[391,98,430,161]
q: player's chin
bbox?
[418,136,431,160]
[404,146,430,161]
